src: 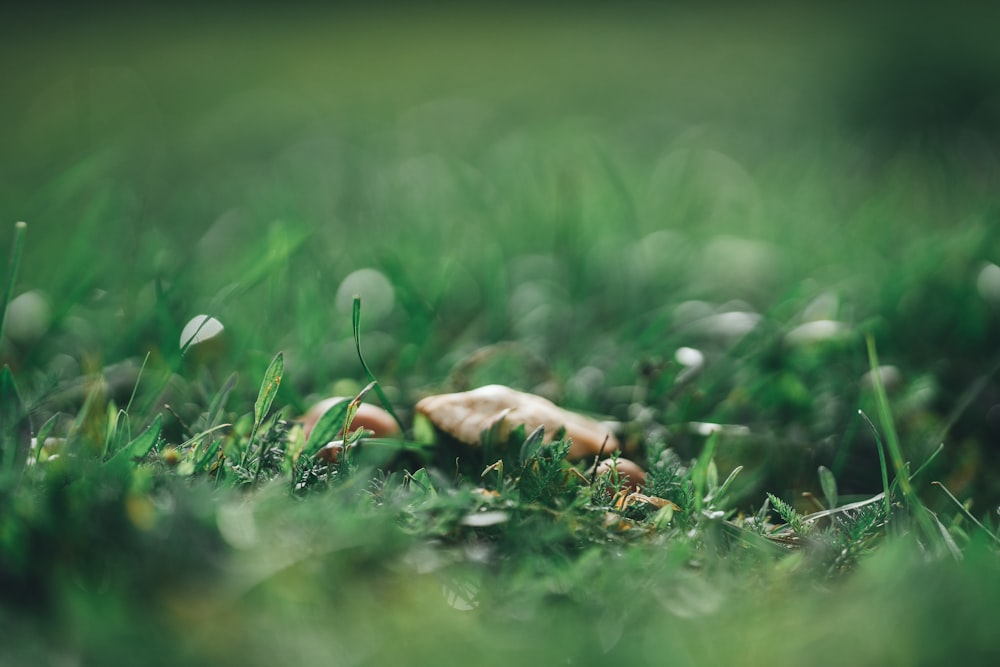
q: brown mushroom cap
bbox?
[595,457,646,491]
[299,397,400,441]
[414,384,618,461]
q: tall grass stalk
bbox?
[858,410,893,523]
[0,222,26,340]
[865,334,943,551]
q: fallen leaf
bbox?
[614,491,681,511]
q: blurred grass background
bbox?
[2,3,1000,663]
[7,2,1000,496]
[6,2,1000,494]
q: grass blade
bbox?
[194,439,222,473]
[0,221,26,341]
[206,372,238,429]
[910,442,944,482]
[932,481,1000,546]
[254,352,284,429]
[865,335,943,552]
[102,405,128,460]
[0,364,31,473]
[242,352,283,468]
[818,465,838,509]
[858,410,892,520]
[123,351,151,416]
[692,432,718,513]
[353,296,406,434]
[708,465,744,508]
[519,425,546,466]
[107,414,163,466]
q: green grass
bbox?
[3,3,1000,665]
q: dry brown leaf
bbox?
[614,491,681,511]
[414,384,618,460]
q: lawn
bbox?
[2,3,1000,665]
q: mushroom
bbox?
[414,384,618,461]
[299,397,400,441]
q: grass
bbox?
[3,3,1000,665]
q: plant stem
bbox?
[0,222,27,340]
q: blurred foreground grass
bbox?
[2,3,1000,665]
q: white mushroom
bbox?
[414,384,618,461]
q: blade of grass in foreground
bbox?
[858,410,893,522]
[106,414,162,467]
[0,365,30,472]
[865,335,946,554]
[0,223,29,472]
[932,481,1000,546]
[0,222,26,341]
[242,351,283,470]
[353,296,406,435]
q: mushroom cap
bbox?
[299,397,400,441]
[414,384,618,460]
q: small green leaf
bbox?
[767,492,807,535]
[195,439,222,473]
[651,503,675,528]
[708,465,744,508]
[102,405,126,460]
[706,459,719,494]
[408,468,436,496]
[519,425,546,466]
[123,351,150,415]
[243,352,283,470]
[691,432,718,513]
[107,414,162,466]
[480,411,511,450]
[254,352,283,428]
[818,465,838,509]
[303,399,351,458]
